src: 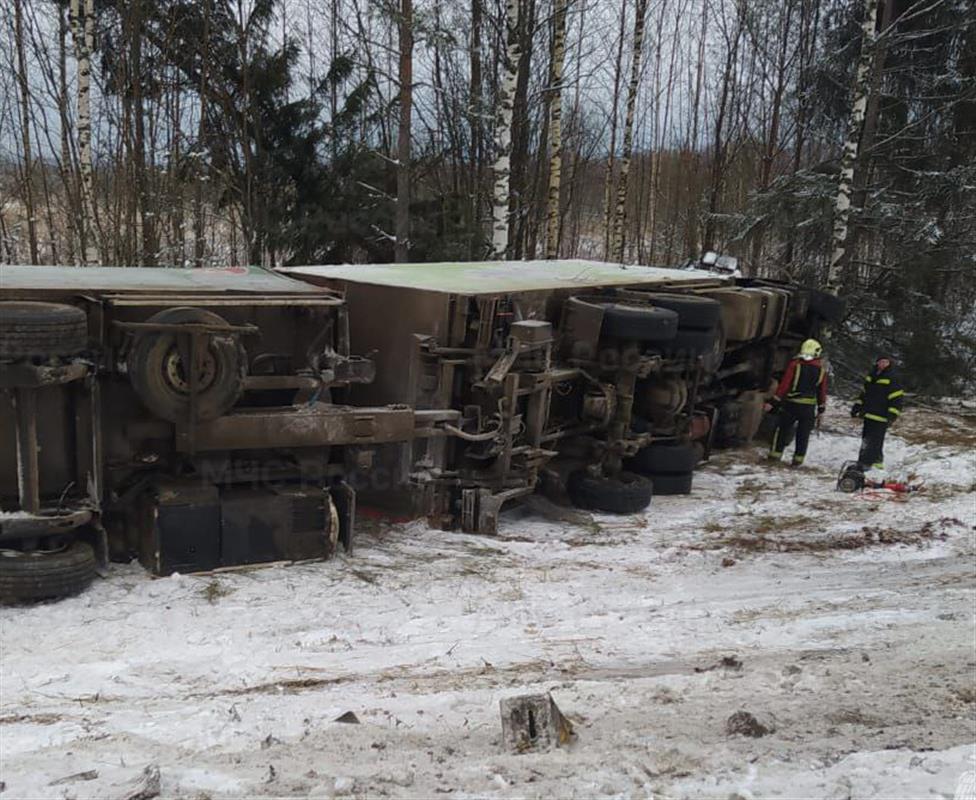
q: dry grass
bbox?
[952,687,976,705]
[200,579,234,604]
[892,408,976,449]
[749,513,814,534]
[694,517,963,554]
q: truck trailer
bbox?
[282,258,841,534]
[0,265,455,602]
[1,259,840,602]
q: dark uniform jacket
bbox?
[853,363,904,423]
[773,357,828,410]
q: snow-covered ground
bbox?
[2,408,974,799]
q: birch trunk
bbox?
[827,0,880,293]
[469,0,484,258]
[685,0,707,257]
[610,0,649,263]
[130,0,156,266]
[194,0,212,267]
[602,0,628,260]
[71,0,96,265]
[14,0,39,265]
[490,0,521,259]
[544,0,568,259]
[563,0,586,256]
[57,4,77,265]
[395,0,413,263]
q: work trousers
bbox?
[858,418,888,469]
[769,401,817,464]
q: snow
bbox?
[1,408,974,799]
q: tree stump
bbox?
[499,692,573,753]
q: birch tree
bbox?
[826,0,880,293]
[70,0,97,265]
[469,0,484,258]
[544,0,568,259]
[490,0,521,259]
[610,0,649,262]
[602,0,628,259]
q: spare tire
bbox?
[642,294,721,330]
[601,302,679,343]
[567,470,653,514]
[0,540,97,603]
[626,442,699,474]
[127,307,246,422]
[0,302,88,359]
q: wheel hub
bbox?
[163,346,218,394]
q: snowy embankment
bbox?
[1,408,974,799]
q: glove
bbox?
[851,403,862,418]
[763,397,780,413]
[817,405,825,417]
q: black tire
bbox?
[642,294,721,331]
[0,540,97,603]
[626,442,699,474]
[567,470,653,514]
[808,290,845,323]
[127,307,246,423]
[648,472,694,496]
[0,302,88,359]
[663,326,720,360]
[600,303,679,343]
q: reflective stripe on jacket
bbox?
[856,365,904,423]
[775,357,828,407]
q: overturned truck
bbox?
[0,265,453,601]
[282,259,841,533]
[0,259,839,601]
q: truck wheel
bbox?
[0,540,97,603]
[646,471,693,496]
[641,294,721,330]
[0,302,88,359]
[636,377,689,417]
[626,442,699,474]
[567,470,653,514]
[128,307,246,422]
[599,302,679,342]
[664,326,720,360]
[568,296,679,343]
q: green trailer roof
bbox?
[0,264,320,295]
[282,259,724,295]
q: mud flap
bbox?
[330,481,356,554]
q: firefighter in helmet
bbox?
[851,355,903,471]
[764,338,828,466]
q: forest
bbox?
[0,0,974,391]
